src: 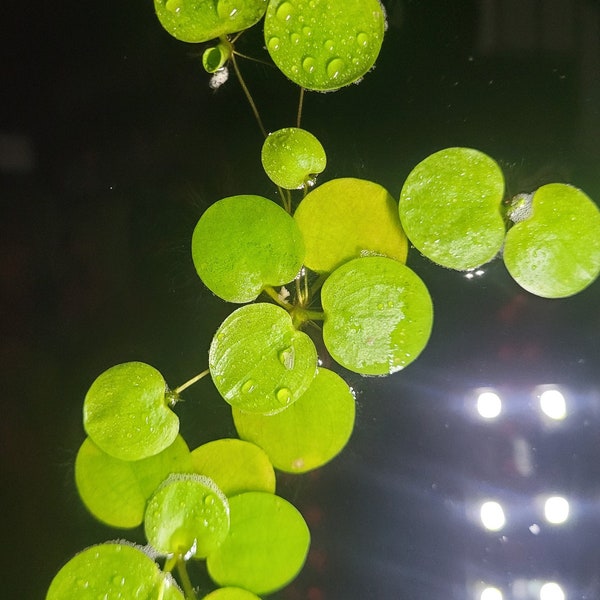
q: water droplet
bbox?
[302,26,312,36]
[165,0,182,13]
[357,32,369,47]
[276,1,293,21]
[377,303,384,310]
[241,379,256,394]
[268,36,281,52]
[276,387,292,405]
[324,39,335,52]
[112,575,126,587]
[302,56,316,74]
[204,494,215,506]
[278,346,296,369]
[217,0,239,18]
[326,57,344,79]
[290,32,301,44]
[76,579,89,589]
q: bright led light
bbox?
[481,586,503,600]
[539,389,566,420]
[540,581,565,600]
[480,501,505,531]
[544,496,569,524]
[477,391,502,419]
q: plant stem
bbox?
[174,369,210,394]
[176,557,198,600]
[297,86,305,128]
[263,285,294,309]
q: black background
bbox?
[2,1,600,598]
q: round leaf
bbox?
[233,367,355,473]
[154,0,267,43]
[202,589,261,600]
[321,256,433,375]
[83,362,179,461]
[503,183,600,297]
[46,542,184,600]
[261,127,326,189]
[210,303,318,414]
[191,438,276,496]
[192,195,305,303]
[399,147,506,270]
[294,178,408,273]
[206,492,310,595]
[75,435,192,528]
[264,0,385,91]
[144,474,230,558]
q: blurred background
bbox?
[2,0,599,598]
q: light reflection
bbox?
[544,496,570,524]
[539,388,567,420]
[480,500,506,531]
[540,582,565,600]
[481,586,503,600]
[477,391,502,419]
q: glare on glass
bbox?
[481,586,503,600]
[544,496,570,524]
[480,501,506,531]
[539,389,567,420]
[540,581,565,600]
[477,391,502,419]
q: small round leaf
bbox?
[264,0,386,91]
[155,0,267,43]
[83,362,179,461]
[399,147,506,270]
[75,435,192,528]
[191,438,276,496]
[192,195,305,303]
[503,183,600,297]
[210,303,318,414]
[261,127,326,189]
[233,367,355,473]
[202,589,261,600]
[294,178,408,273]
[206,492,310,595]
[46,542,184,600]
[144,474,230,558]
[321,256,433,375]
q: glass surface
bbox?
[2,1,599,598]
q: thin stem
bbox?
[263,285,294,309]
[229,48,267,138]
[174,369,210,394]
[176,557,198,600]
[297,87,305,128]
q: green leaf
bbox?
[206,491,310,595]
[399,147,506,270]
[203,42,232,73]
[321,256,433,375]
[144,474,230,558]
[294,178,408,274]
[233,367,355,473]
[503,183,600,297]
[75,435,192,528]
[192,195,305,303]
[83,362,179,461]
[46,542,184,600]
[261,127,326,189]
[154,0,267,43]
[210,303,318,414]
[264,0,386,91]
[202,588,262,600]
[191,438,276,496]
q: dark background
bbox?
[2,1,600,598]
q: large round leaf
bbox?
[206,492,310,595]
[46,542,184,600]
[503,183,600,297]
[399,147,506,270]
[261,127,326,189]
[321,256,433,375]
[75,435,192,528]
[154,0,267,43]
[233,367,355,473]
[294,178,408,273]
[83,362,179,461]
[264,0,385,91]
[192,195,305,303]
[191,438,276,496]
[144,474,230,558]
[210,303,318,414]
